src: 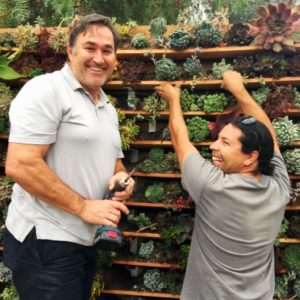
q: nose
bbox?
[93,50,104,64]
[210,139,218,151]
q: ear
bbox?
[66,44,73,60]
[244,151,259,167]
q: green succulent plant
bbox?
[248,2,300,52]
[272,116,300,146]
[145,184,164,203]
[154,57,178,80]
[148,148,165,163]
[183,56,202,78]
[283,149,300,175]
[212,58,233,79]
[0,82,14,119]
[180,89,200,112]
[139,240,154,259]
[282,245,300,273]
[186,116,210,142]
[143,92,168,120]
[251,86,271,106]
[274,271,296,299]
[143,268,166,292]
[149,17,167,39]
[197,92,229,113]
[168,28,192,50]
[195,21,223,47]
[131,33,149,49]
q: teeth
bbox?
[212,156,222,162]
[90,67,104,72]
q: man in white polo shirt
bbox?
[3,14,134,300]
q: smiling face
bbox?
[67,24,116,100]
[209,123,257,174]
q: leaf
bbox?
[257,6,269,18]
[282,37,294,46]
[0,65,24,80]
[281,8,292,21]
[0,53,10,66]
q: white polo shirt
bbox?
[6,64,123,246]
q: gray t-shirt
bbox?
[181,152,290,300]
[6,64,123,246]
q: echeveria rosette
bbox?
[248,2,300,52]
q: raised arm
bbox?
[155,84,198,169]
[222,71,280,153]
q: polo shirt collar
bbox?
[61,64,106,107]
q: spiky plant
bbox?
[168,28,192,50]
[212,58,233,79]
[272,116,300,146]
[183,56,202,78]
[13,24,38,50]
[195,21,223,47]
[226,22,253,46]
[131,33,148,49]
[248,2,300,52]
[154,57,178,80]
[49,27,68,53]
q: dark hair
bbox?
[231,115,274,176]
[69,14,121,51]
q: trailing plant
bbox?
[183,56,202,79]
[138,240,154,259]
[195,21,223,48]
[197,92,230,113]
[212,58,233,79]
[272,116,300,146]
[274,217,289,247]
[186,116,210,142]
[225,22,253,46]
[282,245,300,273]
[154,57,178,80]
[13,24,38,50]
[90,274,104,300]
[142,92,168,120]
[283,149,300,175]
[168,28,192,49]
[145,184,164,203]
[117,110,140,151]
[248,2,300,52]
[179,244,190,268]
[274,271,296,299]
[180,89,199,112]
[251,85,270,106]
[131,33,149,49]
[127,212,153,230]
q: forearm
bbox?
[6,157,86,216]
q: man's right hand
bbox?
[78,199,129,227]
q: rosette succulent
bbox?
[168,28,192,50]
[154,57,178,80]
[195,21,223,48]
[248,2,300,52]
[131,33,148,49]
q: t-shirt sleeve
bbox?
[9,76,63,145]
[181,152,218,203]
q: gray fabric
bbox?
[6,64,123,246]
[181,152,290,300]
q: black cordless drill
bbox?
[93,170,134,250]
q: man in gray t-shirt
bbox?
[3,15,134,300]
[155,71,290,300]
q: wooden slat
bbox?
[278,238,300,244]
[123,232,161,239]
[112,260,182,269]
[133,172,181,178]
[101,289,180,298]
[125,201,192,209]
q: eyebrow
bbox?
[82,41,114,50]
